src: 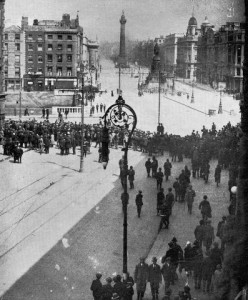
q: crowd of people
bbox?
[0,115,240,300]
[92,120,239,300]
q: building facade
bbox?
[3,25,25,92]
[197,21,245,93]
[0,0,5,127]
[177,16,200,80]
[161,33,184,76]
[4,14,99,93]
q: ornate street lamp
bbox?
[101,94,137,275]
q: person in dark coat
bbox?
[90,272,103,300]
[203,220,215,251]
[163,159,172,181]
[46,108,49,119]
[134,257,149,300]
[101,277,113,300]
[145,158,152,177]
[148,257,162,300]
[201,256,214,293]
[151,156,158,178]
[157,188,165,215]
[135,191,143,218]
[191,241,203,290]
[209,242,222,270]
[214,164,222,187]
[161,257,174,294]
[173,178,181,202]
[199,195,212,221]
[194,220,205,248]
[156,167,164,190]
[123,272,134,300]
[113,275,126,299]
[128,166,135,189]
[42,107,45,118]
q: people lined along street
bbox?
[0,118,240,299]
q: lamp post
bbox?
[101,94,137,275]
[77,65,85,173]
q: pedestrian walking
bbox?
[173,178,181,202]
[151,156,158,178]
[90,272,103,300]
[194,220,205,248]
[123,272,134,300]
[145,158,152,177]
[104,104,106,112]
[134,257,149,300]
[46,108,49,119]
[201,256,214,293]
[165,188,175,217]
[216,216,227,253]
[163,159,172,181]
[156,167,164,190]
[203,220,215,251]
[214,164,222,187]
[199,195,212,221]
[135,191,143,218]
[42,107,45,118]
[161,257,174,295]
[128,166,135,189]
[211,264,223,299]
[148,257,162,300]
[209,242,222,270]
[101,277,113,300]
[184,184,196,214]
[113,275,126,299]
[96,103,99,113]
[157,188,165,215]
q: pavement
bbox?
[1,147,230,300]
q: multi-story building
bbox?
[3,25,25,92]
[197,21,245,93]
[0,0,5,127]
[177,16,201,80]
[160,33,184,76]
[4,14,99,93]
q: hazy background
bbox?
[5,0,245,41]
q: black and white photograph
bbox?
[0,0,247,299]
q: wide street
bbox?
[1,148,230,300]
[1,60,238,299]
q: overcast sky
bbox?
[5,0,245,42]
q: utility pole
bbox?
[118,64,121,95]
[19,75,22,118]
[158,70,161,124]
[79,71,84,173]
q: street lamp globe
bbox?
[231,186,237,194]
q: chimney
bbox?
[21,16,28,30]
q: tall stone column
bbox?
[118,11,127,67]
[0,0,5,128]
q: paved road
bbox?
[2,149,230,300]
[0,144,143,297]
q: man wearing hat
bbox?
[161,257,174,294]
[101,277,113,300]
[113,274,126,299]
[90,272,103,300]
[135,191,144,218]
[134,257,149,300]
[123,272,134,300]
[148,257,162,300]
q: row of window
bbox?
[47,66,72,76]
[4,33,20,40]
[4,43,20,51]
[27,34,73,41]
[27,54,72,63]
[27,43,73,52]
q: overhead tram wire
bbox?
[163,95,209,115]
